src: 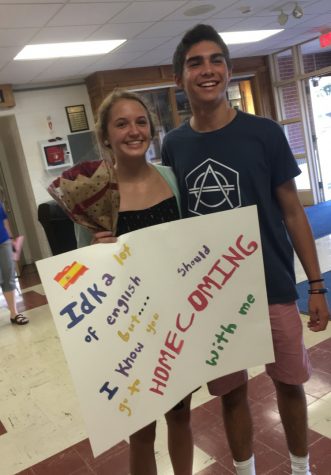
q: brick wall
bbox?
[277,55,303,154]
[303,51,331,73]
[277,54,295,81]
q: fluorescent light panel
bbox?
[219,30,283,44]
[14,39,126,60]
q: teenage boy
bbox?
[162,24,329,475]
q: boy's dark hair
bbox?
[173,24,232,78]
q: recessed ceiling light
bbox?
[183,4,216,16]
[14,39,126,60]
[219,30,283,44]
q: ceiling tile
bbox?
[123,36,184,67]
[123,54,167,68]
[219,16,276,31]
[213,0,282,18]
[35,56,98,81]
[298,0,331,15]
[164,0,237,21]
[110,1,188,23]
[0,46,22,62]
[0,4,63,28]
[0,0,66,3]
[115,37,167,54]
[200,18,246,32]
[0,58,55,84]
[0,28,38,46]
[48,3,127,26]
[83,52,144,75]
[88,22,153,40]
[136,19,199,38]
[30,25,101,44]
[68,0,130,2]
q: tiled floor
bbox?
[0,235,331,475]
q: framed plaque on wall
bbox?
[65,104,89,133]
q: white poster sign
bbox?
[37,205,274,457]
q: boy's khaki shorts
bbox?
[208,302,311,396]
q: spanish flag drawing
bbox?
[54,261,89,290]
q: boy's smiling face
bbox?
[176,40,232,109]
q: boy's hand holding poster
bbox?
[37,205,274,457]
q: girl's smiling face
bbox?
[106,98,152,162]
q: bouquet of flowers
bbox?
[47,160,120,233]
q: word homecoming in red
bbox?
[149,234,258,397]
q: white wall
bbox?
[10,84,95,205]
[0,83,95,260]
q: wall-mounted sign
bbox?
[65,104,89,133]
[320,32,331,48]
[0,85,15,108]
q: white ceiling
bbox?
[0,0,330,89]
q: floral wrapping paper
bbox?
[47,159,120,233]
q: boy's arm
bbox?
[275,179,329,332]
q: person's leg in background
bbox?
[208,371,256,475]
[0,240,28,324]
[3,288,18,318]
[267,303,312,475]
[165,394,193,475]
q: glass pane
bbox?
[283,122,306,155]
[308,75,331,200]
[295,160,311,190]
[278,84,300,120]
[274,49,295,81]
[140,89,173,133]
[175,88,191,123]
[300,38,331,74]
[238,79,255,114]
[139,89,175,163]
[227,82,243,110]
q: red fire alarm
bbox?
[44,145,65,166]
[320,32,331,48]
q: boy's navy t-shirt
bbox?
[162,111,301,304]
